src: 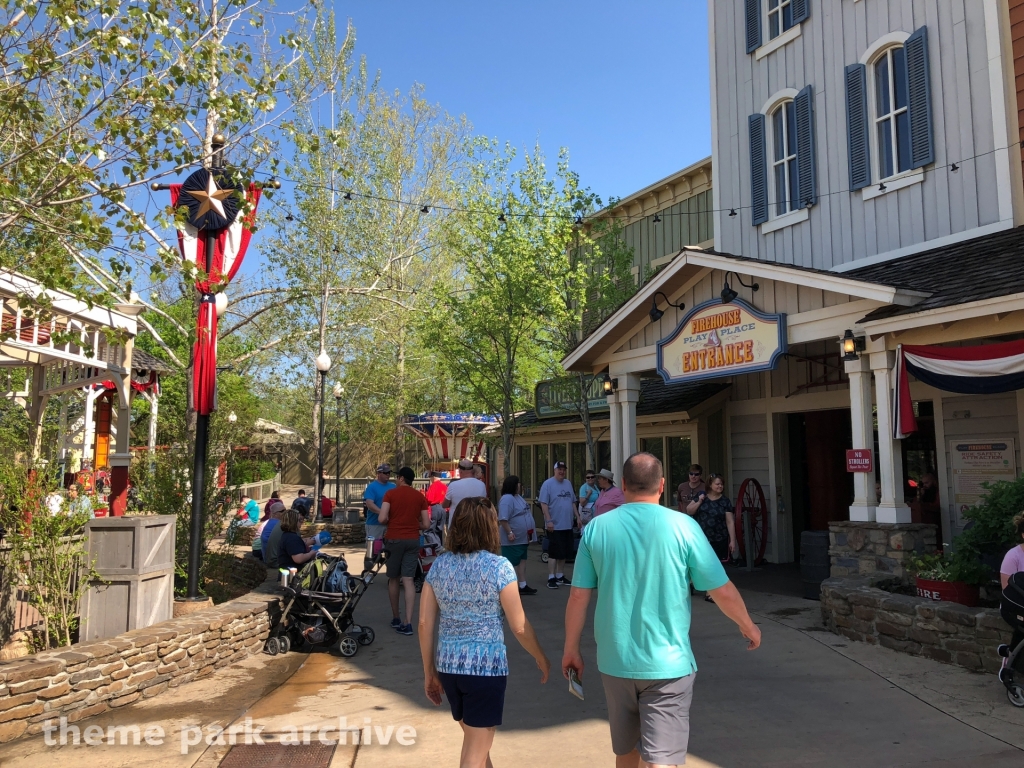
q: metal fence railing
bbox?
[222,474,281,504]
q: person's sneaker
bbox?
[390,617,402,629]
[519,585,538,595]
[547,577,559,589]
[556,575,571,585]
[398,623,414,636]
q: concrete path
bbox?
[1,545,1022,767]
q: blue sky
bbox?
[338,0,711,201]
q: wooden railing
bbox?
[222,474,281,503]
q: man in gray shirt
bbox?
[538,460,578,589]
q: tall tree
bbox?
[262,13,472,467]
[427,143,583,475]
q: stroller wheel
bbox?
[1007,684,1024,708]
[265,637,280,656]
[541,552,549,563]
[278,636,291,654]
[359,627,375,645]
[338,636,359,657]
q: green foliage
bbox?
[910,474,1024,586]
[955,475,1024,557]
[1,0,310,298]
[227,458,277,485]
[908,551,991,587]
[0,465,98,649]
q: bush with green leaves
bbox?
[955,474,1024,560]
[909,551,991,586]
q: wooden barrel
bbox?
[800,530,831,600]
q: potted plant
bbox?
[909,551,989,607]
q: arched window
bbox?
[770,100,798,216]
[872,45,911,180]
[846,28,934,193]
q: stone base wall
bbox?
[821,576,1011,673]
[0,590,280,743]
[301,522,365,546]
[829,522,937,582]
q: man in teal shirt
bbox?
[563,452,760,768]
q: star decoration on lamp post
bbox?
[177,167,240,231]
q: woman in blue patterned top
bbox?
[419,496,550,767]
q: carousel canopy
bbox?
[401,412,498,463]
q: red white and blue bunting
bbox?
[893,340,1024,438]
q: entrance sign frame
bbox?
[656,298,787,384]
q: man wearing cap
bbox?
[364,464,396,566]
[539,460,578,589]
[442,458,487,527]
[594,469,626,517]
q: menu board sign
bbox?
[950,439,1017,526]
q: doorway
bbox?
[787,409,853,558]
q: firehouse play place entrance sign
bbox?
[656,298,787,384]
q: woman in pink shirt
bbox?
[1000,513,1024,589]
[593,469,625,517]
[999,513,1024,679]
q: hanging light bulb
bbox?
[498,213,507,223]
[343,192,353,200]
[652,214,662,224]
[950,163,959,173]
[420,205,430,214]
[285,214,294,221]
[729,209,738,217]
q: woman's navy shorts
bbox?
[438,672,508,727]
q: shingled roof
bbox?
[515,379,729,429]
[131,347,175,374]
[845,225,1024,323]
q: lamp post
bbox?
[314,351,332,520]
[333,384,344,505]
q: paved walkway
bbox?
[1,546,1022,767]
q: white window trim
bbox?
[863,32,913,187]
[759,206,808,234]
[755,21,801,60]
[860,31,911,66]
[860,168,924,201]
[760,89,800,221]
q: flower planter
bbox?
[915,577,980,607]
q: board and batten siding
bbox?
[712,0,1007,269]
[941,392,1021,529]
[729,412,773,556]
[1010,0,1024,190]
[623,189,715,282]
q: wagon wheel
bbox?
[735,478,768,565]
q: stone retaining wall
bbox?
[829,522,937,582]
[821,576,1011,673]
[301,522,365,546]
[0,590,280,743]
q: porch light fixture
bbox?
[721,271,759,304]
[602,373,618,394]
[841,329,865,361]
[649,291,685,323]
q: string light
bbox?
[250,137,1020,225]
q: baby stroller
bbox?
[413,506,446,593]
[998,571,1024,707]
[264,548,387,658]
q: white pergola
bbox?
[0,271,142,514]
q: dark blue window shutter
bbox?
[904,26,934,169]
[791,0,810,25]
[794,85,817,208]
[745,0,761,54]
[845,63,871,190]
[749,114,769,225]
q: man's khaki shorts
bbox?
[600,673,695,765]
